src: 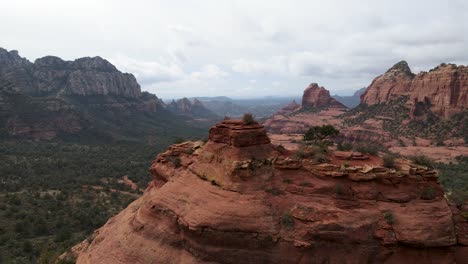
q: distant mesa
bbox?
[0,47,210,142]
[276,99,300,115]
[361,60,468,118]
[0,47,141,98]
[302,83,347,110]
[167,97,219,119]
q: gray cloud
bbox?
[1,0,467,98]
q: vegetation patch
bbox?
[281,213,295,229]
[421,186,436,200]
[382,154,396,168]
[383,210,395,225]
[410,155,434,169]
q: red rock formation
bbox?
[361,61,468,118]
[75,121,467,264]
[208,119,271,147]
[276,100,301,115]
[302,83,347,109]
[360,61,414,105]
[409,63,468,118]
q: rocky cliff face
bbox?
[0,48,141,98]
[276,100,300,115]
[0,48,210,142]
[361,61,468,118]
[167,97,219,120]
[74,120,467,264]
[302,83,347,109]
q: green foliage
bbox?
[335,183,345,197]
[242,113,255,124]
[382,154,396,168]
[410,155,435,169]
[281,213,295,229]
[354,143,380,155]
[337,141,353,151]
[437,156,468,206]
[265,188,283,196]
[383,210,395,225]
[293,145,328,163]
[0,141,157,262]
[168,156,182,168]
[304,125,339,143]
[421,186,436,200]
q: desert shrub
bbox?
[210,180,219,186]
[449,190,468,207]
[354,143,379,155]
[382,154,396,168]
[277,144,287,154]
[337,141,353,151]
[410,155,434,169]
[335,183,345,197]
[283,178,292,184]
[384,210,395,225]
[168,156,181,168]
[313,152,329,163]
[265,188,283,196]
[293,148,306,160]
[304,125,339,144]
[421,186,436,200]
[242,113,255,124]
[281,213,295,229]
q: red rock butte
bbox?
[208,119,271,147]
[74,121,468,264]
[361,61,468,118]
[302,83,347,109]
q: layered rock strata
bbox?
[75,121,467,264]
[361,61,468,118]
[302,83,347,109]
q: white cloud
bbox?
[1,0,468,97]
[190,64,228,80]
[232,56,288,75]
[109,55,185,84]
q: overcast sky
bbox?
[1,0,467,98]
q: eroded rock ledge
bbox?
[74,121,467,264]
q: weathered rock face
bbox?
[167,97,218,119]
[302,83,347,109]
[276,100,301,115]
[0,48,141,98]
[0,48,207,142]
[361,61,468,118]
[409,63,468,118]
[208,119,271,147]
[0,48,30,69]
[75,121,466,264]
[361,61,414,105]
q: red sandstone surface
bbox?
[361,61,468,118]
[74,121,467,264]
[302,83,347,109]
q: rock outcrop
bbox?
[0,48,209,142]
[361,61,468,118]
[302,83,347,109]
[276,100,300,115]
[208,119,271,147]
[75,121,467,264]
[0,48,142,98]
[167,97,219,120]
